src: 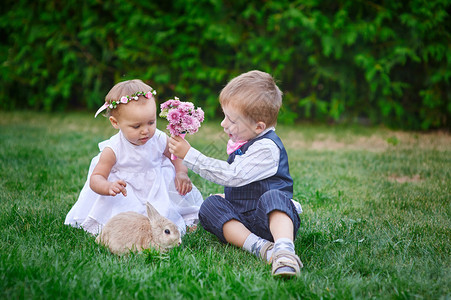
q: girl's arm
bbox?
[90,147,127,196]
[164,137,192,196]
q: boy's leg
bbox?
[253,190,300,241]
[269,210,294,241]
[269,211,303,277]
[223,219,250,247]
[199,195,273,261]
[223,220,274,262]
[199,194,237,243]
[254,190,303,277]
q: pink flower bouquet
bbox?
[160,97,204,159]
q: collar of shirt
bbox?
[226,127,275,155]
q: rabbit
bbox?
[95,202,181,255]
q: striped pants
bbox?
[199,189,300,243]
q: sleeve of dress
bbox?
[153,129,169,155]
[183,139,280,187]
[98,133,119,154]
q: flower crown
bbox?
[94,89,157,118]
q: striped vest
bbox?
[225,130,293,212]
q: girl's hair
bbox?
[105,79,155,116]
[219,70,282,127]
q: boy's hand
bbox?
[175,172,193,195]
[108,180,127,197]
[169,135,191,159]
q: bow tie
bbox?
[227,139,248,155]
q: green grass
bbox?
[1,111,450,299]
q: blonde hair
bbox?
[104,79,155,116]
[219,70,282,127]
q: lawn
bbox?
[0,111,450,299]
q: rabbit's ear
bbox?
[146,202,161,220]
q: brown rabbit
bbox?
[96,202,181,255]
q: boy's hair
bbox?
[105,79,155,116]
[219,70,282,127]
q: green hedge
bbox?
[1,0,450,129]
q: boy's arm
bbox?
[169,136,280,187]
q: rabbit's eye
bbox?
[164,229,170,235]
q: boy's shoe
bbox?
[259,241,274,262]
[271,250,303,278]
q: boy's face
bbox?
[221,105,265,142]
[109,99,157,146]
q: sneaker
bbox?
[271,250,303,278]
[259,241,274,262]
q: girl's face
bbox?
[220,105,266,142]
[109,99,157,146]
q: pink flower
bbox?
[169,99,181,108]
[188,118,201,133]
[181,116,201,134]
[178,102,195,112]
[195,108,204,122]
[166,123,176,136]
[160,97,204,136]
[145,92,153,99]
[181,115,194,127]
[167,109,182,123]
[160,99,176,110]
[120,96,128,104]
[167,123,183,136]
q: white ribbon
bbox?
[94,103,109,118]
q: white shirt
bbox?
[183,128,280,187]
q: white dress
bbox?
[64,129,203,236]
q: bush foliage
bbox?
[1,0,450,129]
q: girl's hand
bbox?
[175,172,192,196]
[108,180,127,197]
